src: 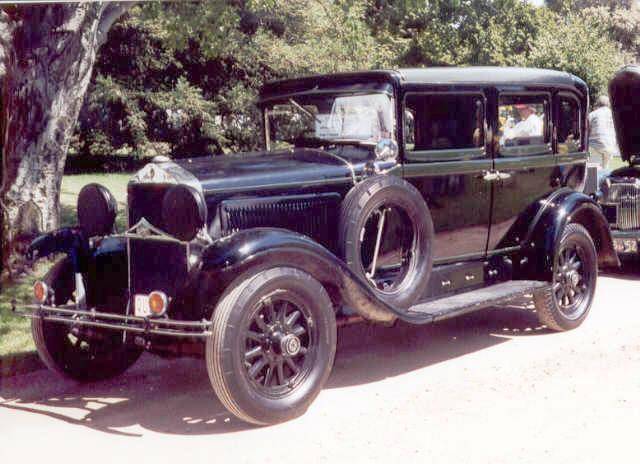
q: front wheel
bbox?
[534,223,597,331]
[32,258,143,382]
[206,267,337,425]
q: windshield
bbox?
[264,92,395,152]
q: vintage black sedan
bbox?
[16,67,618,425]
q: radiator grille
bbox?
[219,193,340,246]
[129,238,188,296]
[607,182,640,230]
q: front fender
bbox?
[199,228,407,323]
[521,189,619,280]
[27,227,89,273]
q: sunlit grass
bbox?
[0,172,132,357]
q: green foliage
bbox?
[69,0,632,168]
[519,10,626,98]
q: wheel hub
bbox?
[279,334,301,357]
[243,295,312,391]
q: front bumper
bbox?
[12,303,212,338]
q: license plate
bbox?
[614,238,638,254]
[134,294,151,317]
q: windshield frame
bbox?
[260,89,397,152]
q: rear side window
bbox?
[557,95,581,153]
[404,93,485,157]
[498,94,550,155]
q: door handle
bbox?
[482,171,500,182]
[482,170,511,182]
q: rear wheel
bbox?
[534,223,597,331]
[206,267,336,425]
[32,258,142,382]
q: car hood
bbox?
[609,65,640,164]
[138,148,360,196]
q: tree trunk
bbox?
[0,3,128,277]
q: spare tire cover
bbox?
[338,175,434,309]
[77,183,118,237]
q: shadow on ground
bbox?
[601,258,640,281]
[0,304,546,437]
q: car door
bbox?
[401,89,492,264]
[488,90,559,253]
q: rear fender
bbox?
[199,228,402,323]
[520,189,619,280]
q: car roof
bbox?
[396,67,583,87]
[260,67,587,98]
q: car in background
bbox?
[591,65,640,259]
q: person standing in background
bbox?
[588,95,619,169]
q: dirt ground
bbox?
[1,273,639,463]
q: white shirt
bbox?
[588,106,619,156]
[505,113,543,139]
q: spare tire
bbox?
[338,175,434,309]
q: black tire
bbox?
[32,258,143,382]
[206,267,337,425]
[534,223,597,331]
[338,175,434,308]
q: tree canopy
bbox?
[68,0,634,165]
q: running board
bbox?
[406,280,549,323]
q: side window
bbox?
[404,93,485,159]
[557,96,581,153]
[498,94,549,155]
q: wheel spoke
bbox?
[247,330,264,342]
[255,314,269,332]
[248,357,267,379]
[264,366,273,387]
[276,359,285,385]
[264,298,277,324]
[558,249,566,266]
[244,346,263,361]
[277,301,289,325]
[285,310,301,328]
[292,324,306,337]
[285,357,299,375]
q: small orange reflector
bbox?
[148,291,168,316]
[33,281,48,304]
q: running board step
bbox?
[407,280,549,322]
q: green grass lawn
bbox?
[0,172,132,358]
